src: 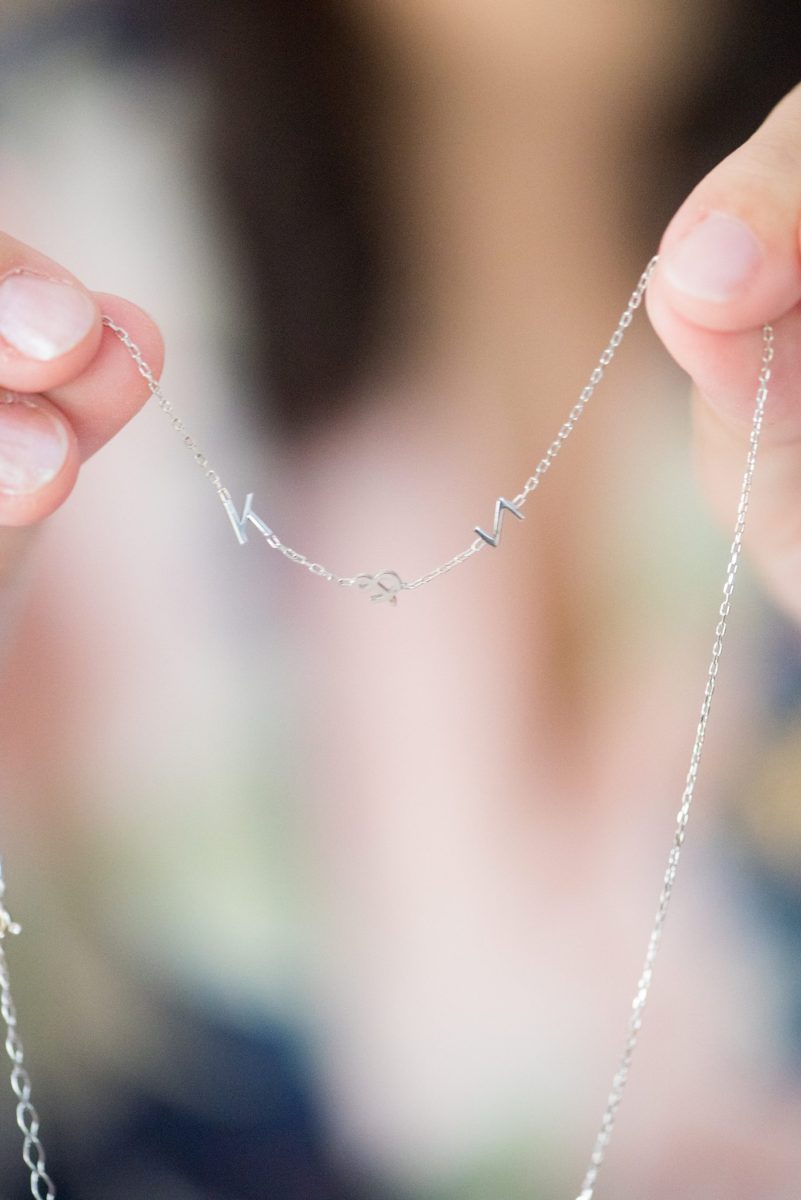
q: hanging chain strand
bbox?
[405,253,658,590]
[83,283,768,1199]
[574,323,774,1200]
[102,255,659,602]
[0,865,56,1200]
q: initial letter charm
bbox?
[221,491,275,545]
[474,497,523,547]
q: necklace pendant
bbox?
[220,490,275,545]
[355,570,404,605]
[474,497,523,547]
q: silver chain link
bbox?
[575,322,773,1200]
[0,866,56,1200]
[102,254,658,598]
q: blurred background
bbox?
[0,2,800,1197]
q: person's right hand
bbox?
[0,232,163,582]
[646,82,801,624]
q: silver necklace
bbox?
[104,257,662,605]
[0,257,775,1199]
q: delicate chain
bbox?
[100,316,364,590]
[102,254,658,603]
[575,323,774,1200]
[0,866,56,1200]
[98,319,226,494]
[405,253,658,591]
[43,286,770,1199]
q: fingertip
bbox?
[646,274,732,400]
[655,201,801,333]
[0,272,103,393]
[0,391,80,527]
[92,292,165,380]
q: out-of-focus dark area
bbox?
[176,2,801,434]
[1,3,801,1199]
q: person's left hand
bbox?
[646,80,801,622]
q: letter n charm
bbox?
[474,497,523,547]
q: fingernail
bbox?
[0,393,69,494]
[662,211,763,301]
[0,272,96,361]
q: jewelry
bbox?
[0,259,775,1199]
[0,864,54,1200]
[101,257,661,604]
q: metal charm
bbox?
[220,491,276,546]
[355,570,404,605]
[474,497,523,547]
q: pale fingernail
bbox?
[0,393,69,495]
[0,272,96,361]
[662,211,763,301]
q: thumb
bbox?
[652,80,801,333]
[645,81,801,621]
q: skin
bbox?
[0,235,163,533]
